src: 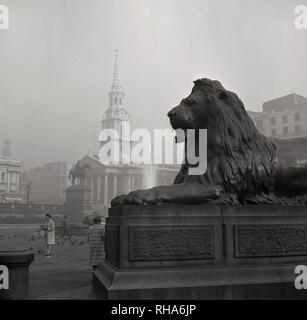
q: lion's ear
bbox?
[218,91,228,102]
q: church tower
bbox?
[100,50,132,165]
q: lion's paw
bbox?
[111,194,127,207]
[111,189,160,207]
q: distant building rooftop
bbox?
[263,93,307,113]
[247,92,307,139]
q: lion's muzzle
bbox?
[168,105,194,130]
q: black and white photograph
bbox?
[1,0,307,309]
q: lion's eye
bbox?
[183,99,197,106]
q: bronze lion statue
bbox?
[112,78,307,206]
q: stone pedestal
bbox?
[64,186,92,223]
[93,205,307,300]
[0,249,34,300]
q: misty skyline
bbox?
[0,0,306,170]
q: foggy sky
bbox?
[0,0,306,169]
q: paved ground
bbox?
[0,225,101,300]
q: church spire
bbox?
[112,49,120,89]
[108,49,125,108]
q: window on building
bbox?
[270,118,276,125]
[255,120,263,133]
[294,113,300,121]
[271,129,277,136]
[282,115,288,123]
[11,173,16,183]
[283,127,288,136]
[1,172,5,181]
[295,125,301,134]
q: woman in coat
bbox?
[45,214,55,258]
[87,217,105,270]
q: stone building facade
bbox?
[0,139,22,200]
[248,93,307,138]
[28,162,72,204]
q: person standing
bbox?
[87,217,104,270]
[61,215,71,240]
[45,214,55,258]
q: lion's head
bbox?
[168,78,277,201]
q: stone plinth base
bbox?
[94,261,307,300]
[93,205,307,300]
[64,186,92,222]
[0,249,34,300]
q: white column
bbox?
[104,175,108,205]
[97,176,101,203]
[91,177,94,202]
[113,175,118,198]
